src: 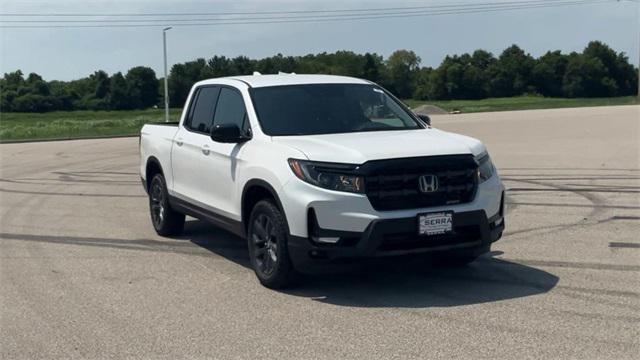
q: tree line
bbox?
[0,67,159,112]
[1,41,636,113]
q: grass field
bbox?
[404,95,638,114]
[0,109,183,141]
[1,96,637,141]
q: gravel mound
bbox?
[413,104,449,115]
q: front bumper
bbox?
[288,205,504,273]
[280,169,504,237]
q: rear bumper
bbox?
[288,207,504,273]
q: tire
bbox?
[247,200,299,289]
[148,174,185,236]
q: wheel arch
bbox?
[145,156,164,191]
[241,179,287,232]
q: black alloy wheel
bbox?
[148,174,185,236]
[251,213,279,276]
[247,200,299,288]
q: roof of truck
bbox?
[197,73,372,88]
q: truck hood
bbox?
[271,128,486,163]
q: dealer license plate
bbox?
[418,212,453,236]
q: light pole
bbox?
[163,27,172,122]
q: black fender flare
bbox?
[144,156,164,191]
[241,179,287,227]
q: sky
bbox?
[1,0,638,81]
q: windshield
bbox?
[250,84,423,136]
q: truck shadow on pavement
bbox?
[184,220,559,308]
[0,220,558,308]
[285,257,559,308]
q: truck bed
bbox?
[146,121,180,126]
[140,123,182,185]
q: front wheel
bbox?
[247,200,299,289]
[148,174,185,236]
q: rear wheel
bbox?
[149,174,185,236]
[247,200,299,289]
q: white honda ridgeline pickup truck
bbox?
[140,74,505,288]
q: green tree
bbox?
[470,49,496,70]
[108,72,132,110]
[440,57,465,99]
[0,89,17,112]
[1,70,25,111]
[582,41,636,96]
[126,66,159,108]
[385,50,421,98]
[532,50,568,97]
[421,52,492,100]
[48,80,74,110]
[255,53,297,74]
[207,56,233,77]
[3,70,25,89]
[488,45,535,97]
[230,56,255,75]
[412,67,433,100]
[562,53,616,97]
[12,94,55,112]
[91,70,110,99]
[362,53,383,83]
[327,51,367,77]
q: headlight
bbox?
[476,152,495,183]
[288,159,364,193]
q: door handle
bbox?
[201,145,210,155]
[175,138,184,146]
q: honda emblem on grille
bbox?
[418,175,438,193]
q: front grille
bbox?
[363,155,478,211]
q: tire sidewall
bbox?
[149,174,169,232]
[247,200,293,285]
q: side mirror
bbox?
[211,123,250,143]
[416,114,431,126]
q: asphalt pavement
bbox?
[1,105,639,359]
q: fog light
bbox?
[308,250,328,259]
